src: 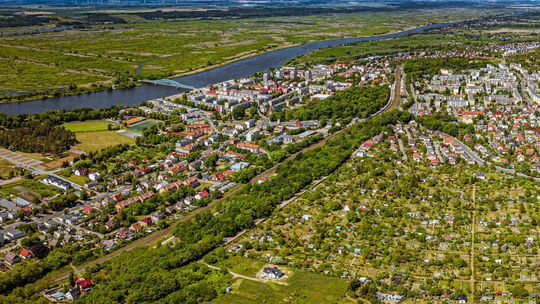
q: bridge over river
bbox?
[142,79,196,90]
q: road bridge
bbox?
[142,79,196,90]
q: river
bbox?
[0,21,458,116]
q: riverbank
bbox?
[0,22,433,106]
[0,20,462,115]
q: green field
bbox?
[213,270,353,304]
[0,57,108,96]
[216,256,266,277]
[74,130,135,152]
[62,120,113,132]
[66,174,90,186]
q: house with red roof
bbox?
[21,206,32,214]
[237,142,260,154]
[75,278,93,292]
[82,206,94,215]
[195,191,209,200]
[224,150,246,160]
[362,140,374,149]
[19,248,34,260]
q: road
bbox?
[512,67,533,106]
[200,261,289,286]
[0,176,23,186]
[449,135,540,182]
[397,138,408,161]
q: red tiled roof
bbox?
[20,248,33,258]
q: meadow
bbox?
[292,16,540,66]
[213,267,352,304]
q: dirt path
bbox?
[200,261,289,286]
[470,184,476,303]
[390,64,403,110]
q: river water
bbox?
[0,21,457,115]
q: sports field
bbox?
[127,119,161,132]
[62,120,113,132]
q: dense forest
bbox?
[270,85,389,122]
[0,121,76,154]
[0,107,124,154]
[0,107,122,129]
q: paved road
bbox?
[449,135,540,182]
[512,68,533,106]
[397,138,408,161]
[0,176,23,186]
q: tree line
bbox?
[0,121,76,155]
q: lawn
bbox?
[216,256,266,277]
[213,269,353,304]
[63,120,114,132]
[74,131,135,153]
[66,174,90,186]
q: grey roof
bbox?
[0,199,17,211]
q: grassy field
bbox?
[213,269,353,304]
[66,174,89,186]
[0,8,504,101]
[73,130,135,152]
[62,120,113,132]
[216,256,266,277]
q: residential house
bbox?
[4,252,20,266]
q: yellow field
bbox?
[74,131,135,152]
